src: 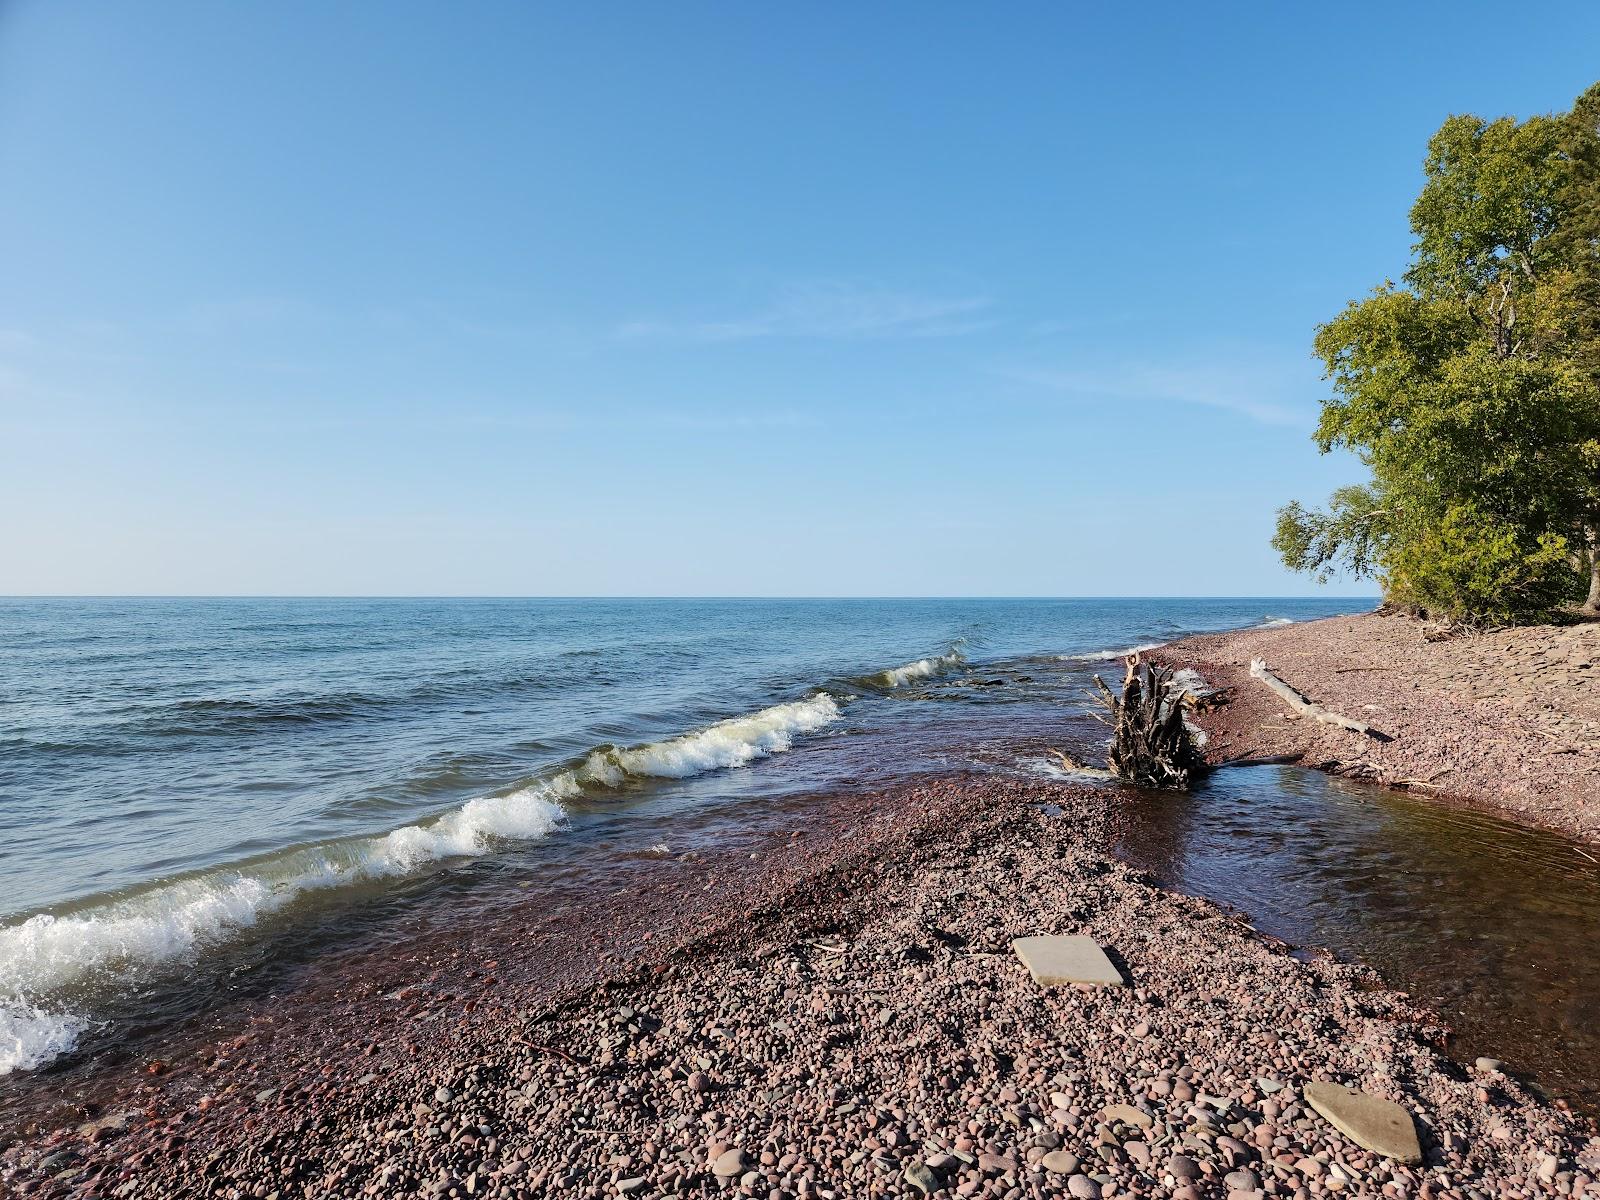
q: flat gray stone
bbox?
[1011,935,1125,988]
[1303,1081,1422,1163]
[902,1162,939,1194]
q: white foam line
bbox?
[0,693,843,1074]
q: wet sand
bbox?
[6,776,1596,1199]
[1154,612,1600,843]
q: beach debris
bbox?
[1249,658,1391,740]
[1088,654,1206,789]
[1302,1081,1423,1163]
[1011,934,1126,988]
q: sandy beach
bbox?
[1153,612,1600,843]
[6,774,1596,1199]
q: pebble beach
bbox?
[1154,612,1600,842]
[7,774,1597,1200]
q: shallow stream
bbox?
[1116,765,1600,1111]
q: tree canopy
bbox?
[1276,84,1600,624]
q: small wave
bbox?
[875,650,964,688]
[0,692,843,1072]
[575,694,840,784]
[1060,640,1167,662]
[1259,616,1295,628]
[0,781,571,1005]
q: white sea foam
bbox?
[0,1000,89,1075]
[0,693,843,1073]
[877,650,963,688]
[1017,755,1114,783]
[369,780,573,872]
[1260,616,1295,628]
[576,694,840,784]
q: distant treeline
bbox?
[1277,83,1600,625]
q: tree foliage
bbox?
[1277,84,1600,623]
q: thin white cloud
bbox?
[1006,362,1307,427]
[617,283,995,343]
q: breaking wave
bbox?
[875,650,964,688]
[575,694,839,784]
[0,692,842,1074]
[1259,616,1295,628]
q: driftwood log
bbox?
[1248,658,1389,740]
[1088,655,1205,790]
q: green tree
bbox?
[1276,85,1600,622]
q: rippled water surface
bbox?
[1118,767,1600,1109]
[1,596,1363,1077]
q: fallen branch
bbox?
[1249,659,1391,741]
[807,940,849,954]
[513,1036,583,1064]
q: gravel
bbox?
[3,776,1596,1198]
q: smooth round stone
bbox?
[1042,1151,1080,1175]
[1067,1175,1101,1200]
[1168,1154,1201,1180]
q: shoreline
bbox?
[6,775,1595,1198]
[1152,611,1600,844]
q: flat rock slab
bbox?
[1011,935,1125,988]
[1303,1082,1422,1163]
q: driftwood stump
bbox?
[1090,654,1205,790]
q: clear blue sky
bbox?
[3,3,1596,596]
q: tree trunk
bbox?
[1585,521,1600,615]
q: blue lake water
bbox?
[0,596,1367,1076]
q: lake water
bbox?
[0,595,1395,1081]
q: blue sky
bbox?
[2,3,1597,596]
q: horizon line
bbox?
[0,593,1382,601]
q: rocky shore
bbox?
[6,775,1595,1200]
[1155,611,1600,843]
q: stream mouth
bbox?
[1115,764,1600,1112]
